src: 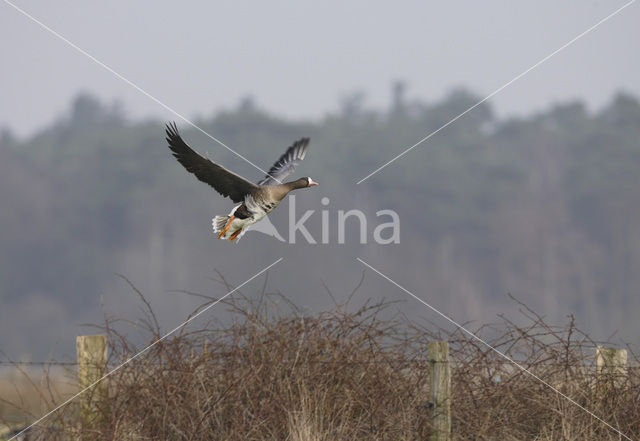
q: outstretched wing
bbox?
[257,138,310,185]
[165,122,258,203]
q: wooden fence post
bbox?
[595,346,627,389]
[428,340,451,441]
[76,334,108,435]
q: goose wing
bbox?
[257,137,310,185]
[165,122,259,203]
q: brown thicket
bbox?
[2,285,639,441]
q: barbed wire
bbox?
[2,359,638,368]
[0,361,78,367]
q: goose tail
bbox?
[213,205,241,239]
[212,215,230,234]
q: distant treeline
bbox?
[1,86,640,347]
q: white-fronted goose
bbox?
[165,122,318,241]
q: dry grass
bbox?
[0,366,74,439]
[2,286,639,440]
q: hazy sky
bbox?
[1,0,639,137]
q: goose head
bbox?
[287,177,319,189]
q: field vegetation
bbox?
[1,286,638,440]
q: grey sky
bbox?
[1,0,638,137]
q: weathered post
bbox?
[76,334,108,436]
[428,340,451,441]
[595,346,627,390]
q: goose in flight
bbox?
[165,123,317,241]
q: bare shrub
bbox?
[3,286,639,440]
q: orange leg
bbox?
[229,228,243,241]
[217,215,235,239]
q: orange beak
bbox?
[309,178,319,186]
